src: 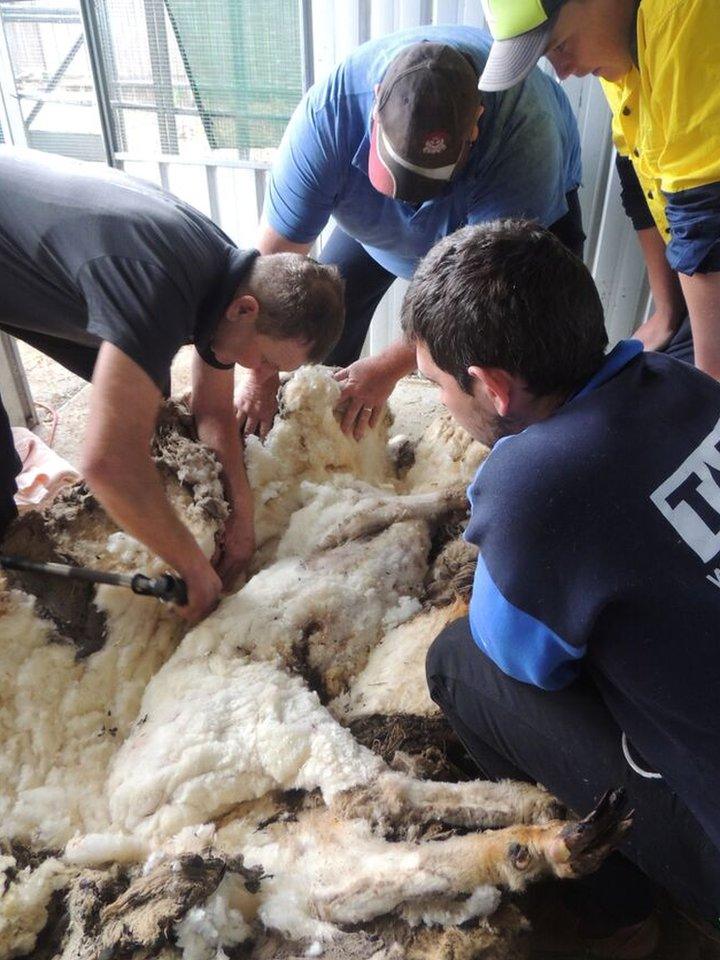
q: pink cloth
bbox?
[12,427,80,512]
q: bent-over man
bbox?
[478,0,720,377]
[0,148,343,623]
[238,24,583,440]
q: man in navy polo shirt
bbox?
[402,220,720,953]
[236,25,583,440]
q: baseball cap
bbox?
[368,42,481,205]
[479,0,567,91]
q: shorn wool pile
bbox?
[0,367,629,960]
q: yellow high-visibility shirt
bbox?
[600,0,720,247]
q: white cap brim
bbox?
[478,22,552,92]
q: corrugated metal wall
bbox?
[307,1,650,354]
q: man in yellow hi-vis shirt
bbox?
[477,0,720,380]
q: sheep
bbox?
[0,367,628,960]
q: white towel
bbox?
[12,427,80,511]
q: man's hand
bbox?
[212,510,255,591]
[235,370,280,438]
[634,310,683,352]
[177,559,223,626]
[334,356,399,440]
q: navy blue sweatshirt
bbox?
[465,340,720,853]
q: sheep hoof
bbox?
[553,789,633,877]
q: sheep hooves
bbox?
[423,788,632,890]
[497,788,633,886]
[446,788,631,889]
[549,788,633,879]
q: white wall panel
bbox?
[458,0,486,27]
[591,157,650,345]
[397,0,433,27]
[370,2,398,38]
[433,1,461,24]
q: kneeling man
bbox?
[401,220,720,951]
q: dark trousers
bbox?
[427,616,720,923]
[662,314,694,365]
[0,393,20,539]
[320,189,586,368]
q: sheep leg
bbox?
[332,770,566,831]
[97,855,227,955]
[426,788,632,888]
[317,486,467,551]
[315,791,631,925]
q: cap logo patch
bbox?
[422,131,448,155]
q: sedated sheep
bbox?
[0,367,629,960]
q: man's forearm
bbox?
[257,223,313,256]
[680,270,720,379]
[374,339,418,378]
[190,353,253,517]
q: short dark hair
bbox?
[402,220,608,396]
[246,253,345,363]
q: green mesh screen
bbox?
[0,0,302,160]
[164,0,302,150]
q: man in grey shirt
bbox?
[0,148,343,623]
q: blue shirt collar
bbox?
[351,128,371,173]
[570,339,643,402]
[465,339,644,513]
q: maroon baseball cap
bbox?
[369,42,481,205]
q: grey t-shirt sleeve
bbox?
[76,256,194,390]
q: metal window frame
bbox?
[0,335,37,429]
[2,0,310,163]
[0,13,34,423]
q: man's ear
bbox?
[225,294,259,324]
[469,103,485,143]
[468,365,515,416]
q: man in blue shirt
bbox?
[402,220,720,954]
[237,26,583,440]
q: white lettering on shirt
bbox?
[651,417,720,563]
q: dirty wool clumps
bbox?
[0,368,629,960]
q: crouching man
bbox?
[401,221,720,953]
[0,148,343,623]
